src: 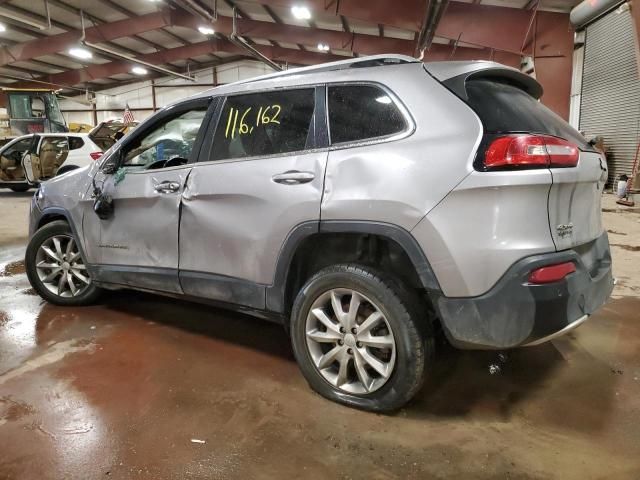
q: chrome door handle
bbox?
[154,180,181,194]
[272,170,315,185]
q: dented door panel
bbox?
[83,166,191,293]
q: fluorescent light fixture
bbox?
[317,43,330,52]
[68,47,93,60]
[0,23,6,33]
[131,66,148,75]
[198,26,215,35]
[375,96,392,104]
[291,5,311,20]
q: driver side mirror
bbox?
[101,150,121,175]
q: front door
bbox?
[85,99,212,293]
[179,87,327,309]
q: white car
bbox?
[0,133,104,192]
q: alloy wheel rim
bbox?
[35,234,91,298]
[305,288,396,394]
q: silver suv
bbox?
[25,55,613,411]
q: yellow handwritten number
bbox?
[225,104,282,139]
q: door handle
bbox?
[272,170,315,185]
[154,180,181,194]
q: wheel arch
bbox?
[35,207,90,270]
[265,220,442,315]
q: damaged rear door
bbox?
[179,87,326,309]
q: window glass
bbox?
[1,137,32,165]
[42,93,65,127]
[9,94,34,119]
[68,137,85,150]
[123,108,207,168]
[328,85,407,144]
[464,79,591,150]
[211,89,315,161]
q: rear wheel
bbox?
[290,264,433,412]
[9,184,30,192]
[25,220,101,306]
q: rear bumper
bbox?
[436,232,613,349]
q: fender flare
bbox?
[265,220,441,314]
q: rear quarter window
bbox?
[328,85,407,145]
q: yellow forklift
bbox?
[0,88,68,145]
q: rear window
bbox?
[68,137,84,150]
[464,79,591,150]
[328,85,407,145]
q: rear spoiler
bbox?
[425,62,543,100]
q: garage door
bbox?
[579,7,640,185]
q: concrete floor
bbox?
[0,190,639,479]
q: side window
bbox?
[123,108,207,168]
[328,85,407,145]
[1,137,32,164]
[68,137,85,150]
[211,88,315,161]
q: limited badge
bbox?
[556,223,573,238]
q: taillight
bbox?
[90,152,103,161]
[483,135,579,170]
[528,261,576,284]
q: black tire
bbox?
[25,220,102,306]
[290,264,434,412]
[9,184,30,192]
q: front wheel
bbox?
[25,220,101,306]
[290,264,433,412]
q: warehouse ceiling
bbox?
[0,0,581,93]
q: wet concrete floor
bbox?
[0,248,639,479]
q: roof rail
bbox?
[235,54,419,86]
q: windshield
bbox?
[43,93,66,127]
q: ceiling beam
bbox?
[165,8,504,61]
[11,40,346,89]
[435,2,541,54]
[80,56,248,94]
[0,9,178,66]
[99,0,189,45]
[236,0,427,31]
[170,14,417,55]
[47,0,164,52]
[0,15,96,69]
